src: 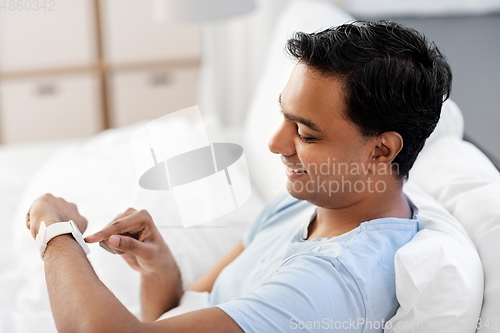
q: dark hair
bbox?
[286,20,452,179]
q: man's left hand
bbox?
[26,193,88,239]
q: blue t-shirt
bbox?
[210,192,419,333]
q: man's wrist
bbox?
[140,261,184,321]
[141,263,178,282]
[43,234,86,261]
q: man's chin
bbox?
[286,182,310,201]
[285,179,338,206]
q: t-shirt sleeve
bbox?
[216,254,366,333]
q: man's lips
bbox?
[285,165,307,173]
[281,157,307,174]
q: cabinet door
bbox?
[101,0,201,64]
[0,0,96,72]
[0,73,103,143]
[108,67,199,127]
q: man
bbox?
[26,21,451,332]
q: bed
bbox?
[1,1,499,332]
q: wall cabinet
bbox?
[109,66,199,128]
[0,0,96,72]
[0,0,201,143]
[101,0,201,64]
[0,73,102,143]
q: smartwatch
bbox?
[36,220,90,260]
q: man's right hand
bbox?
[84,208,175,276]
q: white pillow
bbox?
[387,180,484,333]
[411,136,500,331]
[425,99,464,148]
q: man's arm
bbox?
[44,234,244,333]
[27,194,243,333]
[140,263,183,322]
[44,234,141,332]
[187,240,244,293]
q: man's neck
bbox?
[307,186,412,240]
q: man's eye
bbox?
[297,133,315,142]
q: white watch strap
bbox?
[36,220,90,260]
[68,220,91,257]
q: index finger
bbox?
[84,212,146,243]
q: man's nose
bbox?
[268,122,296,156]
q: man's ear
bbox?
[370,131,403,164]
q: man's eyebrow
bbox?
[278,93,322,133]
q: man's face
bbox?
[268,63,375,208]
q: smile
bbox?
[286,166,307,173]
[285,165,308,179]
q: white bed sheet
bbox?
[0,140,79,333]
[0,140,76,238]
[0,125,265,333]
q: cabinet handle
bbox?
[149,72,172,86]
[36,83,58,96]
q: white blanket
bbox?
[1,124,265,333]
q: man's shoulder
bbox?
[257,192,312,228]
